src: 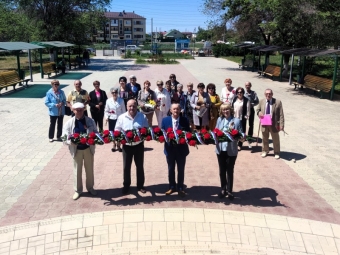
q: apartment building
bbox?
[95,11,146,44]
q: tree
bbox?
[12,0,111,43]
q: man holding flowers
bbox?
[62,102,98,200]
[161,103,191,197]
[115,99,149,195]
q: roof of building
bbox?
[104,12,145,19]
[0,42,45,50]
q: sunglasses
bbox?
[170,76,175,79]
[54,84,60,86]
[157,84,163,86]
[112,92,117,94]
[237,92,243,94]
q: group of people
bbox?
[44,74,284,201]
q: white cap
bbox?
[72,102,85,109]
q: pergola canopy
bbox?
[0,42,45,51]
[30,41,74,48]
[280,48,340,57]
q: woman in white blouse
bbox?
[154,80,171,128]
[220,78,236,103]
[105,86,126,152]
[232,87,250,151]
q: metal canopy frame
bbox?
[31,41,75,78]
[280,48,340,100]
[0,42,45,82]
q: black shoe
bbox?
[111,147,116,152]
[227,192,234,200]
[178,189,186,197]
[118,147,122,152]
[138,187,147,193]
[218,190,226,199]
[56,137,62,142]
[122,187,129,195]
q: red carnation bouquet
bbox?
[61,131,105,145]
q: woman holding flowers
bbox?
[154,80,171,128]
[215,103,244,200]
[45,79,67,142]
[220,78,236,103]
[207,83,222,131]
[190,83,211,130]
[137,80,157,127]
[105,87,126,152]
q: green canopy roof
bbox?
[31,41,74,48]
[0,42,45,50]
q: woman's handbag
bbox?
[65,105,72,116]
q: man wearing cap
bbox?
[115,99,149,195]
[66,80,89,116]
[62,102,98,200]
[126,75,141,100]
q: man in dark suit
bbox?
[126,75,141,100]
[256,89,284,159]
[88,80,108,132]
[161,103,191,197]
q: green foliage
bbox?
[212,44,241,57]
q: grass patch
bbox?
[122,52,194,60]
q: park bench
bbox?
[293,74,333,99]
[259,65,281,79]
[42,62,59,78]
[239,59,253,69]
[70,58,85,69]
[0,70,30,94]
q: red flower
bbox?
[213,128,219,133]
[134,136,141,142]
[231,129,239,136]
[204,133,211,140]
[168,133,175,139]
[186,132,192,139]
[103,130,110,137]
[73,133,80,139]
[162,104,165,107]
[217,130,224,137]
[188,140,196,146]
[113,130,121,137]
[121,139,127,145]
[179,138,186,144]
[176,130,182,135]
[201,128,208,134]
[89,132,96,139]
[167,127,173,133]
[159,136,165,143]
[140,127,147,135]
[126,131,134,139]
[80,138,87,144]
[88,138,95,145]
[104,137,110,143]
[154,127,161,133]
[146,135,151,141]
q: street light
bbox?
[192,33,196,55]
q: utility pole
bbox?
[151,18,153,53]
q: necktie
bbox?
[266,100,270,114]
[174,120,178,131]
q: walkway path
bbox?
[0,52,339,254]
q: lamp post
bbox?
[192,33,196,55]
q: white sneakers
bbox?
[73,192,80,200]
[49,139,53,143]
[261,152,280,159]
[73,189,97,200]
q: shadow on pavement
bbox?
[95,184,285,208]
[279,151,306,161]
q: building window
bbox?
[111,27,119,31]
[112,34,118,39]
[125,20,131,26]
[134,20,143,25]
[133,28,143,32]
[110,19,118,26]
[125,34,131,39]
[134,35,144,39]
[124,27,132,31]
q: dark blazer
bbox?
[126,83,141,99]
[161,116,191,157]
[89,89,108,113]
[178,92,187,116]
[232,96,249,120]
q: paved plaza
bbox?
[0,52,340,254]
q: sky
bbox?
[108,0,211,33]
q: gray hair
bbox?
[110,87,119,93]
[177,83,183,88]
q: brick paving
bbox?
[1,52,340,254]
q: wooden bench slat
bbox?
[42,62,59,78]
[0,71,29,94]
[294,74,333,97]
[261,65,281,79]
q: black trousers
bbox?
[248,107,255,137]
[238,117,247,148]
[166,147,186,190]
[49,115,64,139]
[91,110,104,131]
[216,151,237,193]
[122,142,145,189]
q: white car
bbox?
[120,45,141,52]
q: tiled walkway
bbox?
[0,51,340,254]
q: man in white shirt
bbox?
[115,99,149,194]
